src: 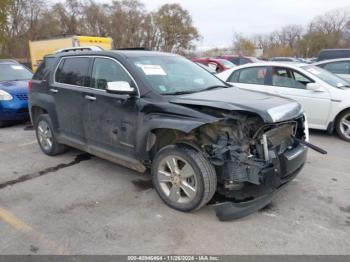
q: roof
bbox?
[232,61,308,69]
[319,48,350,52]
[313,57,350,65]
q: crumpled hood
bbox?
[169,87,303,123]
[0,80,29,95]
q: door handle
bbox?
[85,95,96,101]
[49,88,58,93]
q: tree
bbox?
[232,33,256,56]
[0,0,10,56]
[153,4,200,53]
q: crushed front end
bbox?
[199,113,308,221]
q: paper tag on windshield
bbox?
[11,65,24,70]
[140,65,166,75]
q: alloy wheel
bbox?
[340,113,350,140]
[157,155,197,204]
[37,120,53,151]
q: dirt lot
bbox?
[0,123,349,255]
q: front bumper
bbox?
[213,144,307,221]
[0,100,29,121]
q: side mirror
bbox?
[106,81,136,95]
[306,83,324,92]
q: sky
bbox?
[57,0,350,49]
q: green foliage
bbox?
[153,4,200,53]
[0,0,200,59]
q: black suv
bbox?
[317,49,350,61]
[29,50,308,220]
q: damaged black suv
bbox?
[29,50,309,220]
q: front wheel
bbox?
[151,145,217,212]
[336,110,350,142]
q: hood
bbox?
[169,87,303,123]
[0,80,29,94]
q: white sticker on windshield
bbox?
[140,65,167,75]
[11,65,24,70]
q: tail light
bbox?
[28,80,33,92]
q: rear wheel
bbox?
[35,114,66,155]
[151,145,217,212]
[336,110,350,142]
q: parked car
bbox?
[195,62,217,74]
[217,55,261,65]
[317,49,350,62]
[313,58,350,81]
[192,57,235,73]
[270,57,300,62]
[217,62,350,141]
[29,50,310,220]
[0,59,33,127]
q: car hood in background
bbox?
[169,87,303,123]
[0,80,29,94]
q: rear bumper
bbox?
[213,145,307,221]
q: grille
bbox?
[17,108,28,114]
[16,93,28,100]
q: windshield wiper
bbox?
[200,84,230,92]
[163,90,200,95]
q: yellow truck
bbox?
[29,35,113,71]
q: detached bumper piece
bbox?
[213,191,275,221]
[213,144,307,221]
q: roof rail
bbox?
[0,59,19,64]
[54,46,104,54]
[117,47,151,51]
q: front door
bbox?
[270,66,331,128]
[82,57,139,157]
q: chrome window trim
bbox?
[53,55,140,97]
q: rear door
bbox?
[52,57,92,145]
[227,66,272,93]
[270,66,331,127]
[82,57,139,157]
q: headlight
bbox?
[303,113,310,142]
[0,90,13,101]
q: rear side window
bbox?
[55,57,91,87]
[33,57,55,80]
[237,67,268,85]
[322,61,350,74]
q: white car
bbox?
[313,58,350,81]
[217,62,350,142]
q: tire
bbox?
[335,110,350,142]
[151,144,217,212]
[35,114,66,155]
[0,121,5,128]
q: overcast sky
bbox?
[57,0,350,49]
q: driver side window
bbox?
[272,67,312,89]
[91,58,133,90]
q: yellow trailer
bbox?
[29,36,113,71]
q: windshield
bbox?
[302,65,349,88]
[217,59,235,69]
[129,55,226,95]
[0,64,33,81]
